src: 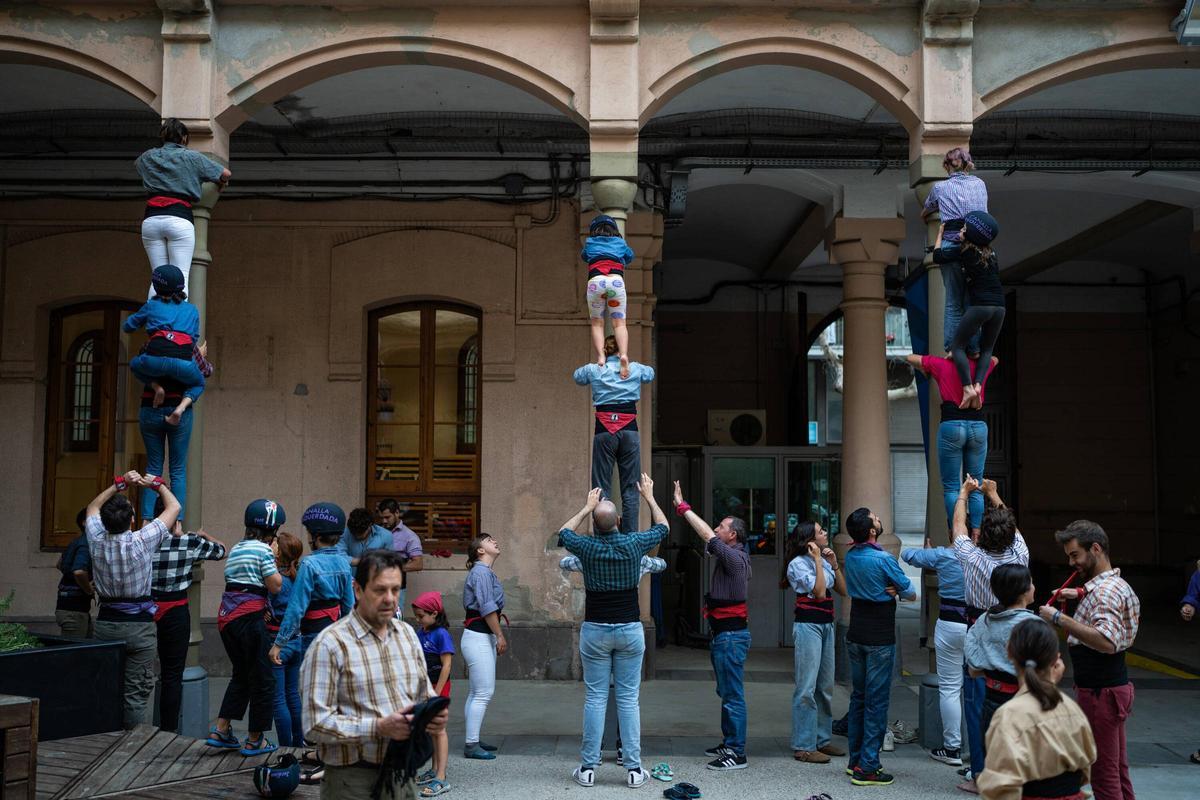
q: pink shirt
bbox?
[921,355,996,405]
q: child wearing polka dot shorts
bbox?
[582,214,635,377]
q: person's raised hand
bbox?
[1057,588,1080,602]
[673,480,684,508]
[981,478,999,498]
[137,473,162,488]
[961,475,980,495]
[821,547,838,569]
[638,473,655,498]
[496,633,509,656]
[1182,604,1195,622]
[585,487,602,511]
[805,541,821,559]
[269,645,282,666]
[378,708,413,741]
[1037,605,1057,624]
[122,470,142,487]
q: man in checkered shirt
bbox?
[151,495,227,733]
[557,476,669,789]
[1039,521,1140,800]
[84,469,183,729]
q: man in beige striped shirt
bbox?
[302,549,446,799]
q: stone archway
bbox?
[0,37,159,109]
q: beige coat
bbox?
[977,686,1097,800]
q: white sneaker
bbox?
[626,768,647,788]
[573,766,595,787]
[882,730,895,752]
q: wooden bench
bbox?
[0,695,37,799]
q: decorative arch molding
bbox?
[328,228,516,382]
[976,38,1192,118]
[2,230,146,379]
[331,225,517,250]
[641,36,919,132]
[0,36,158,109]
[217,36,585,133]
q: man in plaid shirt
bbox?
[151,496,227,733]
[85,469,182,729]
[1040,521,1140,800]
[557,475,668,789]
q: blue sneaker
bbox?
[463,743,496,760]
[205,726,240,749]
[240,736,278,757]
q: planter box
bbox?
[0,636,123,741]
[0,695,37,799]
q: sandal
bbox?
[299,765,325,785]
[417,769,437,786]
[421,779,450,797]
[239,736,277,757]
[300,749,322,767]
[672,783,701,798]
[650,763,674,782]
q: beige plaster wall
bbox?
[0,197,657,623]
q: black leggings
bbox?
[951,306,1005,387]
[218,612,276,733]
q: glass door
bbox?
[781,458,841,645]
[708,456,777,645]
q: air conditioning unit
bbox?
[707,409,767,447]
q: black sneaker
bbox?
[832,716,849,737]
[850,767,894,786]
[706,752,747,771]
[930,747,963,767]
[703,743,734,757]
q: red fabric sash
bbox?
[147,196,192,208]
[985,676,1019,694]
[217,596,267,632]
[795,596,834,613]
[153,597,189,623]
[589,259,624,276]
[303,606,341,623]
[595,411,637,434]
[151,330,195,347]
[704,602,748,621]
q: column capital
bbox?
[590,0,639,42]
[827,217,906,266]
[922,0,979,44]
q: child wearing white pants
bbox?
[135,118,230,299]
[461,534,507,760]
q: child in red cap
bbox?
[413,591,455,797]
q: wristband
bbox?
[146,475,164,488]
[675,501,692,516]
[1052,610,1062,627]
[113,475,127,492]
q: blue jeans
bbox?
[848,642,895,773]
[710,629,751,755]
[139,406,193,521]
[580,621,645,770]
[964,668,986,774]
[272,638,304,746]
[791,622,835,751]
[130,354,206,403]
[938,420,988,530]
[591,428,641,532]
[939,242,981,354]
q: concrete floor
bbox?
[207,604,1199,800]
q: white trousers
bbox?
[461,628,497,744]
[934,617,967,750]
[141,215,195,299]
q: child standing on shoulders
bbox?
[124,264,206,425]
[582,214,635,377]
[413,592,455,798]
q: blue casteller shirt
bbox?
[273,547,355,647]
[900,546,965,604]
[845,542,915,646]
[336,524,394,561]
[573,357,655,407]
[581,235,634,267]
[123,299,201,339]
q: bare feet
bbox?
[619,354,630,379]
[958,385,977,410]
[596,353,606,368]
[957,778,979,794]
[971,383,984,409]
[166,407,183,426]
[151,382,166,409]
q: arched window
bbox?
[42,302,143,548]
[64,332,101,452]
[368,303,482,551]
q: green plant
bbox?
[0,592,41,653]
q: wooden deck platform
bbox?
[36,726,317,799]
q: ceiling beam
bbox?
[1002,200,1179,283]
[760,203,826,280]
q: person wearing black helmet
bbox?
[581,214,636,378]
[207,499,285,757]
[932,210,1004,410]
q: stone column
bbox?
[828,218,907,562]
